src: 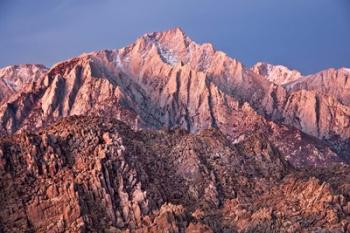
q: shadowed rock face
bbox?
[0,115,349,232]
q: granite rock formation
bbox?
[256,63,350,159]
[0,28,350,232]
[0,28,349,163]
[0,116,349,232]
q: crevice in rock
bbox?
[315,95,321,138]
[205,78,218,129]
[67,66,83,115]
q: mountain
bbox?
[252,62,302,85]
[0,27,350,232]
[1,115,349,232]
[0,27,347,166]
[285,68,350,106]
[256,63,350,158]
[0,64,47,103]
[254,63,350,105]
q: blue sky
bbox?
[0,0,349,74]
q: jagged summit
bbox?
[0,28,350,162]
[0,64,48,84]
[45,28,236,79]
[126,27,227,71]
[252,62,303,85]
[143,27,188,42]
[285,66,350,106]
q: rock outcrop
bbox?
[0,115,349,232]
[256,64,350,158]
[0,64,47,103]
[285,68,350,106]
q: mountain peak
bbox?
[144,27,187,39]
[164,26,186,36]
[141,27,191,49]
[125,27,193,66]
[252,62,302,85]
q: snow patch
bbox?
[255,63,302,85]
[3,79,17,91]
[342,68,350,73]
[158,47,178,65]
[114,52,130,71]
[114,54,123,68]
[144,34,178,65]
[200,52,212,70]
[17,68,32,80]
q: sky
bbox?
[0,0,349,74]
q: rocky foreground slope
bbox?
[1,115,349,232]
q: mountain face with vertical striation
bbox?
[256,63,350,159]
[0,28,347,165]
[0,28,350,232]
[285,68,350,106]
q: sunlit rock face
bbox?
[255,63,350,159]
[252,62,302,85]
[0,64,47,103]
[0,27,350,163]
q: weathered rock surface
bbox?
[285,68,350,106]
[0,64,47,103]
[0,28,348,164]
[256,64,350,158]
[0,115,349,232]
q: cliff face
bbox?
[285,68,350,106]
[1,115,349,232]
[0,28,347,165]
[256,63,350,158]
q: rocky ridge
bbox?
[251,62,302,85]
[256,63,350,159]
[0,28,348,164]
[0,64,47,103]
[0,115,349,232]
